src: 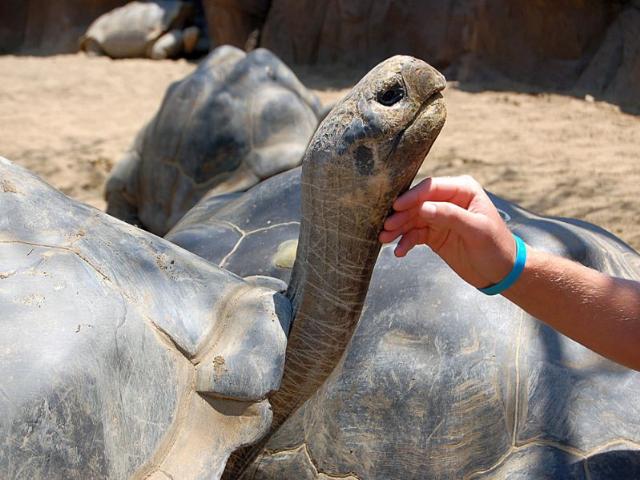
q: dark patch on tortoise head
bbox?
[355,145,374,176]
[338,118,367,155]
[337,101,384,156]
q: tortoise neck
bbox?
[221,168,386,479]
[272,167,386,427]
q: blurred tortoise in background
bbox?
[106,45,322,236]
[0,54,447,479]
[167,69,640,480]
[80,0,200,59]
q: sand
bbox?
[1,54,639,248]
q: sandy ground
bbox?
[1,54,639,249]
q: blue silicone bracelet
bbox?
[478,234,527,296]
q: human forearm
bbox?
[380,175,640,371]
[504,248,640,370]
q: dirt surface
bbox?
[1,54,639,248]
[0,55,193,207]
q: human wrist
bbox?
[474,227,519,287]
[501,247,545,302]
[478,234,527,296]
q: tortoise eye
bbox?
[377,83,405,106]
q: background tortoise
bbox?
[106,45,322,235]
[80,0,199,60]
[166,65,640,478]
[0,55,446,478]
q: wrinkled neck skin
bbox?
[276,162,398,424]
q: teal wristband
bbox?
[478,234,527,296]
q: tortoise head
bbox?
[300,55,446,236]
[286,55,447,394]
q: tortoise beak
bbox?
[402,60,447,105]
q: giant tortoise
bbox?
[80,0,199,60]
[0,55,446,478]
[0,155,290,479]
[106,45,322,236]
[166,66,640,478]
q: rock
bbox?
[201,0,270,49]
[205,1,637,108]
[0,0,128,54]
[577,5,640,112]
[458,0,618,89]
[256,0,619,91]
[261,0,468,68]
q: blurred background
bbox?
[0,0,639,245]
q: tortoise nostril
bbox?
[377,84,405,106]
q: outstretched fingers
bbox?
[382,201,479,238]
[380,201,483,252]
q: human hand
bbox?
[379,175,517,289]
